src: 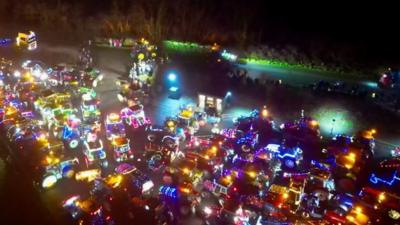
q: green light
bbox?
[163,40,208,53]
[241,57,327,73]
[312,105,355,136]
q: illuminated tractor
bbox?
[41,156,79,189]
[129,60,155,85]
[145,127,178,150]
[14,82,42,109]
[16,31,37,50]
[7,120,47,146]
[197,93,223,124]
[176,105,200,137]
[34,92,73,120]
[280,116,320,140]
[80,68,103,88]
[144,133,179,169]
[264,144,303,170]
[21,60,48,81]
[42,64,79,89]
[120,103,150,129]
[0,105,30,130]
[79,47,93,68]
[83,131,108,168]
[80,93,101,123]
[47,108,76,138]
[116,79,149,103]
[379,68,400,89]
[61,115,82,149]
[62,195,114,225]
[357,187,400,223]
[105,113,125,140]
[111,136,133,162]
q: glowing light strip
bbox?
[369,171,400,186]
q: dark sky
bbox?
[250,1,400,64]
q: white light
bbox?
[33,69,41,77]
[169,86,178,92]
[142,180,154,193]
[13,70,21,78]
[117,94,125,102]
[22,60,31,68]
[42,175,58,188]
[204,206,212,215]
[63,195,80,207]
[40,72,48,80]
[226,91,232,97]
[168,73,176,81]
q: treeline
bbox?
[1,0,261,45]
[0,0,384,78]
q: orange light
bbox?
[262,109,268,117]
[378,193,386,203]
[310,120,318,126]
[182,168,190,174]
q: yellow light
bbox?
[247,171,257,178]
[226,175,232,181]
[109,113,119,121]
[182,168,190,174]
[370,129,376,134]
[167,121,175,127]
[355,206,363,214]
[75,169,101,181]
[283,193,289,199]
[310,120,318,126]
[262,109,268,117]
[348,152,356,160]
[106,175,123,188]
[211,146,217,152]
[137,53,145,60]
[344,164,353,169]
[346,215,355,222]
[378,192,386,202]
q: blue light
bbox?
[63,126,73,139]
[226,91,232,97]
[168,73,177,81]
[276,147,302,160]
[369,171,400,186]
[159,185,178,198]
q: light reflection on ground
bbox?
[312,105,356,136]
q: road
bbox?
[238,62,378,89]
